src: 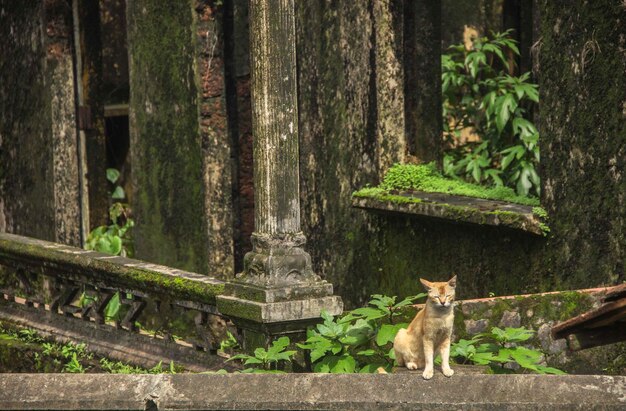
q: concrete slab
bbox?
[0,373,624,410]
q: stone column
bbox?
[217,0,342,348]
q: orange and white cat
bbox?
[393,276,457,379]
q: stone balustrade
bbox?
[0,232,230,371]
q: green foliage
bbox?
[442,30,540,197]
[378,163,539,206]
[98,358,179,374]
[227,336,296,373]
[85,168,134,257]
[451,327,566,375]
[63,353,85,373]
[532,206,551,236]
[219,331,240,355]
[4,325,94,373]
[298,294,426,373]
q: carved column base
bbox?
[234,232,320,288]
[217,232,342,319]
[216,232,343,355]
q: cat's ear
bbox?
[420,278,433,290]
[448,275,457,288]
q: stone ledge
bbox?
[0,373,624,410]
[352,191,545,236]
[0,233,225,304]
[216,294,343,323]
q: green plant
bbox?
[442,30,540,197]
[227,336,296,373]
[85,168,134,257]
[532,206,551,236]
[451,327,565,374]
[298,293,426,373]
[375,163,539,206]
[219,331,240,356]
[63,353,85,373]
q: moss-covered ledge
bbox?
[0,233,224,304]
[352,164,548,236]
[352,189,546,236]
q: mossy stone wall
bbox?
[296,0,625,307]
[538,0,626,288]
[0,0,81,247]
[127,1,233,276]
[294,0,541,307]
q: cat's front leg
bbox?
[422,339,434,380]
[440,337,454,377]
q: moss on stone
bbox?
[216,297,263,322]
[377,163,540,206]
[537,0,626,289]
[127,0,209,274]
[352,188,422,205]
[0,236,225,304]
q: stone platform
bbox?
[0,373,624,410]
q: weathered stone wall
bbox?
[294,0,539,306]
[224,0,254,273]
[295,0,626,307]
[387,288,626,375]
[538,0,626,289]
[2,0,623,311]
[450,289,626,375]
[0,0,81,247]
[127,0,233,276]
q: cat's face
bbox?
[420,276,456,309]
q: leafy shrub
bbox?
[218,294,565,376]
[451,327,565,374]
[297,294,425,373]
[85,168,134,257]
[226,336,296,373]
[442,30,540,197]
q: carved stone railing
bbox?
[0,233,232,371]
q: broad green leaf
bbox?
[331,354,356,373]
[356,349,376,356]
[104,292,121,321]
[351,307,386,321]
[241,368,285,374]
[471,352,497,365]
[106,168,120,184]
[314,359,331,373]
[272,351,296,362]
[96,235,122,255]
[341,319,373,346]
[496,94,517,132]
[269,336,290,352]
[244,357,264,365]
[111,186,126,200]
[253,348,268,361]
[313,354,357,373]
[535,365,567,375]
[376,324,404,346]
[358,363,389,373]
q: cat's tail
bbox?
[376,367,388,374]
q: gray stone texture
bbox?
[0,0,82,247]
[127,0,234,277]
[0,373,625,410]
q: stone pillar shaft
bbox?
[216,0,342,346]
[250,0,300,235]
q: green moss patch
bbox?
[363,163,540,206]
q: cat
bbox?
[393,275,457,380]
